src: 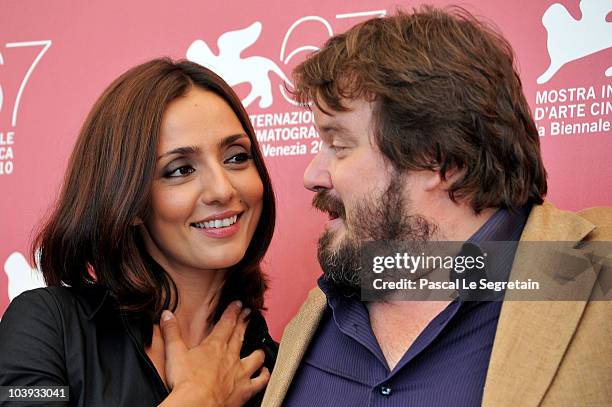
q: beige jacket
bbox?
[263,202,612,406]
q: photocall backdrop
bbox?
[1,0,610,339]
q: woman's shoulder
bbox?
[11,285,77,303]
[0,288,76,387]
[2,285,114,327]
[3,287,68,320]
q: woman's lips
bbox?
[192,215,241,238]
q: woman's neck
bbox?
[166,266,227,348]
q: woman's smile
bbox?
[190,211,242,238]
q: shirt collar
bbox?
[70,284,114,320]
[468,205,531,243]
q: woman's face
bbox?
[141,87,264,274]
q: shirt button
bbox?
[380,385,392,397]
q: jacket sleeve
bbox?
[0,288,69,406]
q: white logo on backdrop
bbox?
[187,21,292,108]
[3,251,45,301]
[0,52,4,113]
[0,40,52,177]
[538,0,612,84]
[186,11,387,110]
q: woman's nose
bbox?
[199,165,234,205]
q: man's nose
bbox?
[303,151,332,192]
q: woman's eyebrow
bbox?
[219,133,250,149]
[157,145,200,161]
[156,134,249,161]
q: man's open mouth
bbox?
[328,211,340,220]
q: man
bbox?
[262,6,611,407]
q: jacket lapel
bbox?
[262,288,326,407]
[482,202,596,406]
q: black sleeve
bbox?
[241,312,279,407]
[0,289,69,406]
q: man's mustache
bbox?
[312,190,346,220]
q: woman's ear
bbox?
[131,217,143,226]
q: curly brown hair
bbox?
[293,6,547,213]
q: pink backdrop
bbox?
[1,0,611,339]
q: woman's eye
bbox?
[225,153,252,164]
[165,165,195,177]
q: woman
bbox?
[0,59,277,406]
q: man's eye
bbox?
[165,166,195,177]
[330,145,347,153]
[225,153,252,164]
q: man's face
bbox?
[304,99,437,295]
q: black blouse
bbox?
[0,286,277,406]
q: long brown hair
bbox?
[293,6,547,213]
[32,58,275,323]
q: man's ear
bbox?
[422,170,445,191]
[429,167,465,191]
[420,167,466,193]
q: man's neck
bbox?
[367,300,451,370]
[431,203,497,241]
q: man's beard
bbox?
[313,174,438,297]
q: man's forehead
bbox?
[313,113,348,133]
[312,98,373,128]
[313,110,356,140]
[312,99,379,147]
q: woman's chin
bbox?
[195,250,247,271]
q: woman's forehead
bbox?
[158,88,245,153]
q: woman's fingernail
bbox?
[235,300,243,309]
[243,308,251,317]
[161,310,174,322]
